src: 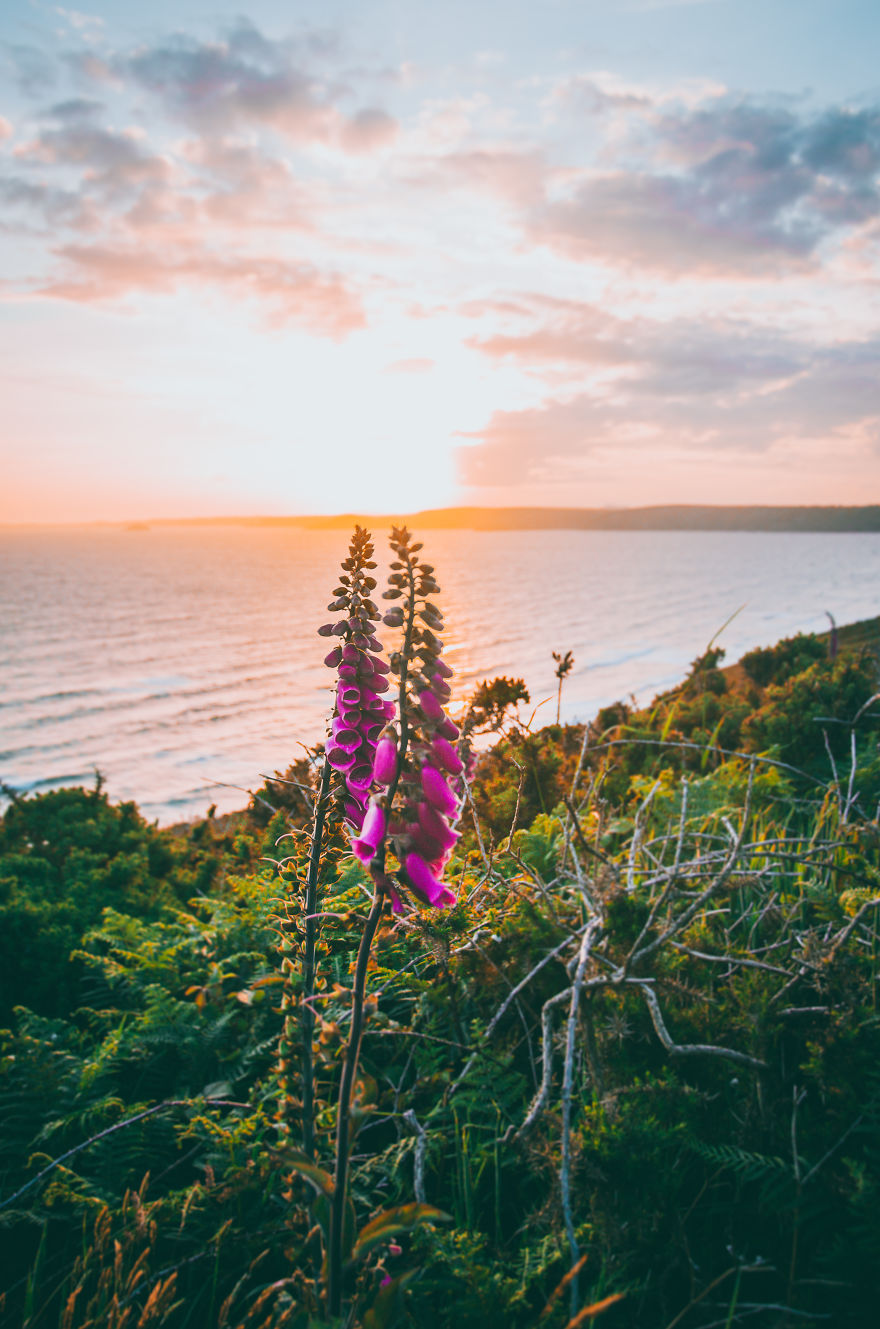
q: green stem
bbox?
[302,759,332,1161]
[327,886,384,1318]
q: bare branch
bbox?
[561,918,603,1316]
[514,989,571,1140]
[448,925,591,1097]
[638,983,767,1070]
[402,1109,428,1203]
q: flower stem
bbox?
[327,885,384,1318]
[302,758,332,1162]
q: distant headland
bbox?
[140,504,880,533]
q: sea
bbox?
[1,525,878,824]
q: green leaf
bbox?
[363,1270,418,1329]
[352,1203,451,1261]
[281,1149,333,1197]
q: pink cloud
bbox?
[384,357,434,373]
[340,107,398,154]
[41,243,367,338]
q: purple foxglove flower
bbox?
[437,716,460,741]
[327,746,356,770]
[351,801,386,862]
[361,801,386,844]
[421,764,458,817]
[373,736,398,785]
[318,623,335,637]
[434,657,454,678]
[410,827,446,862]
[404,852,448,906]
[324,647,343,668]
[365,674,391,694]
[431,736,463,776]
[339,684,360,706]
[417,800,459,849]
[332,727,362,753]
[418,688,444,721]
[430,674,452,699]
[368,656,391,675]
[348,763,373,789]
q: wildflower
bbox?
[374,526,464,910]
[320,526,386,831]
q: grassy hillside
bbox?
[1,619,879,1329]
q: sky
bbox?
[1,0,879,521]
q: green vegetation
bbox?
[1,621,879,1328]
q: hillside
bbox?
[1,617,879,1328]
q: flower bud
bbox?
[418,688,444,721]
[373,736,398,785]
[421,764,458,817]
[431,736,463,775]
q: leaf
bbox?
[352,1203,451,1261]
[564,1292,626,1326]
[202,1081,232,1100]
[363,1270,418,1329]
[281,1149,333,1197]
[660,700,680,742]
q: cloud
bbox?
[467,296,803,393]
[340,107,397,154]
[0,134,99,233]
[39,242,367,337]
[458,329,880,487]
[54,8,105,34]
[123,19,396,154]
[179,137,316,230]
[385,357,434,373]
[4,42,57,96]
[0,116,12,141]
[523,96,880,276]
[552,74,652,118]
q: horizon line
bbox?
[3,502,880,532]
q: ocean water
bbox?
[1,525,878,823]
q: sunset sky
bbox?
[2,0,879,522]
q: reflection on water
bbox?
[1,525,878,822]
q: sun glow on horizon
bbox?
[1,0,879,522]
